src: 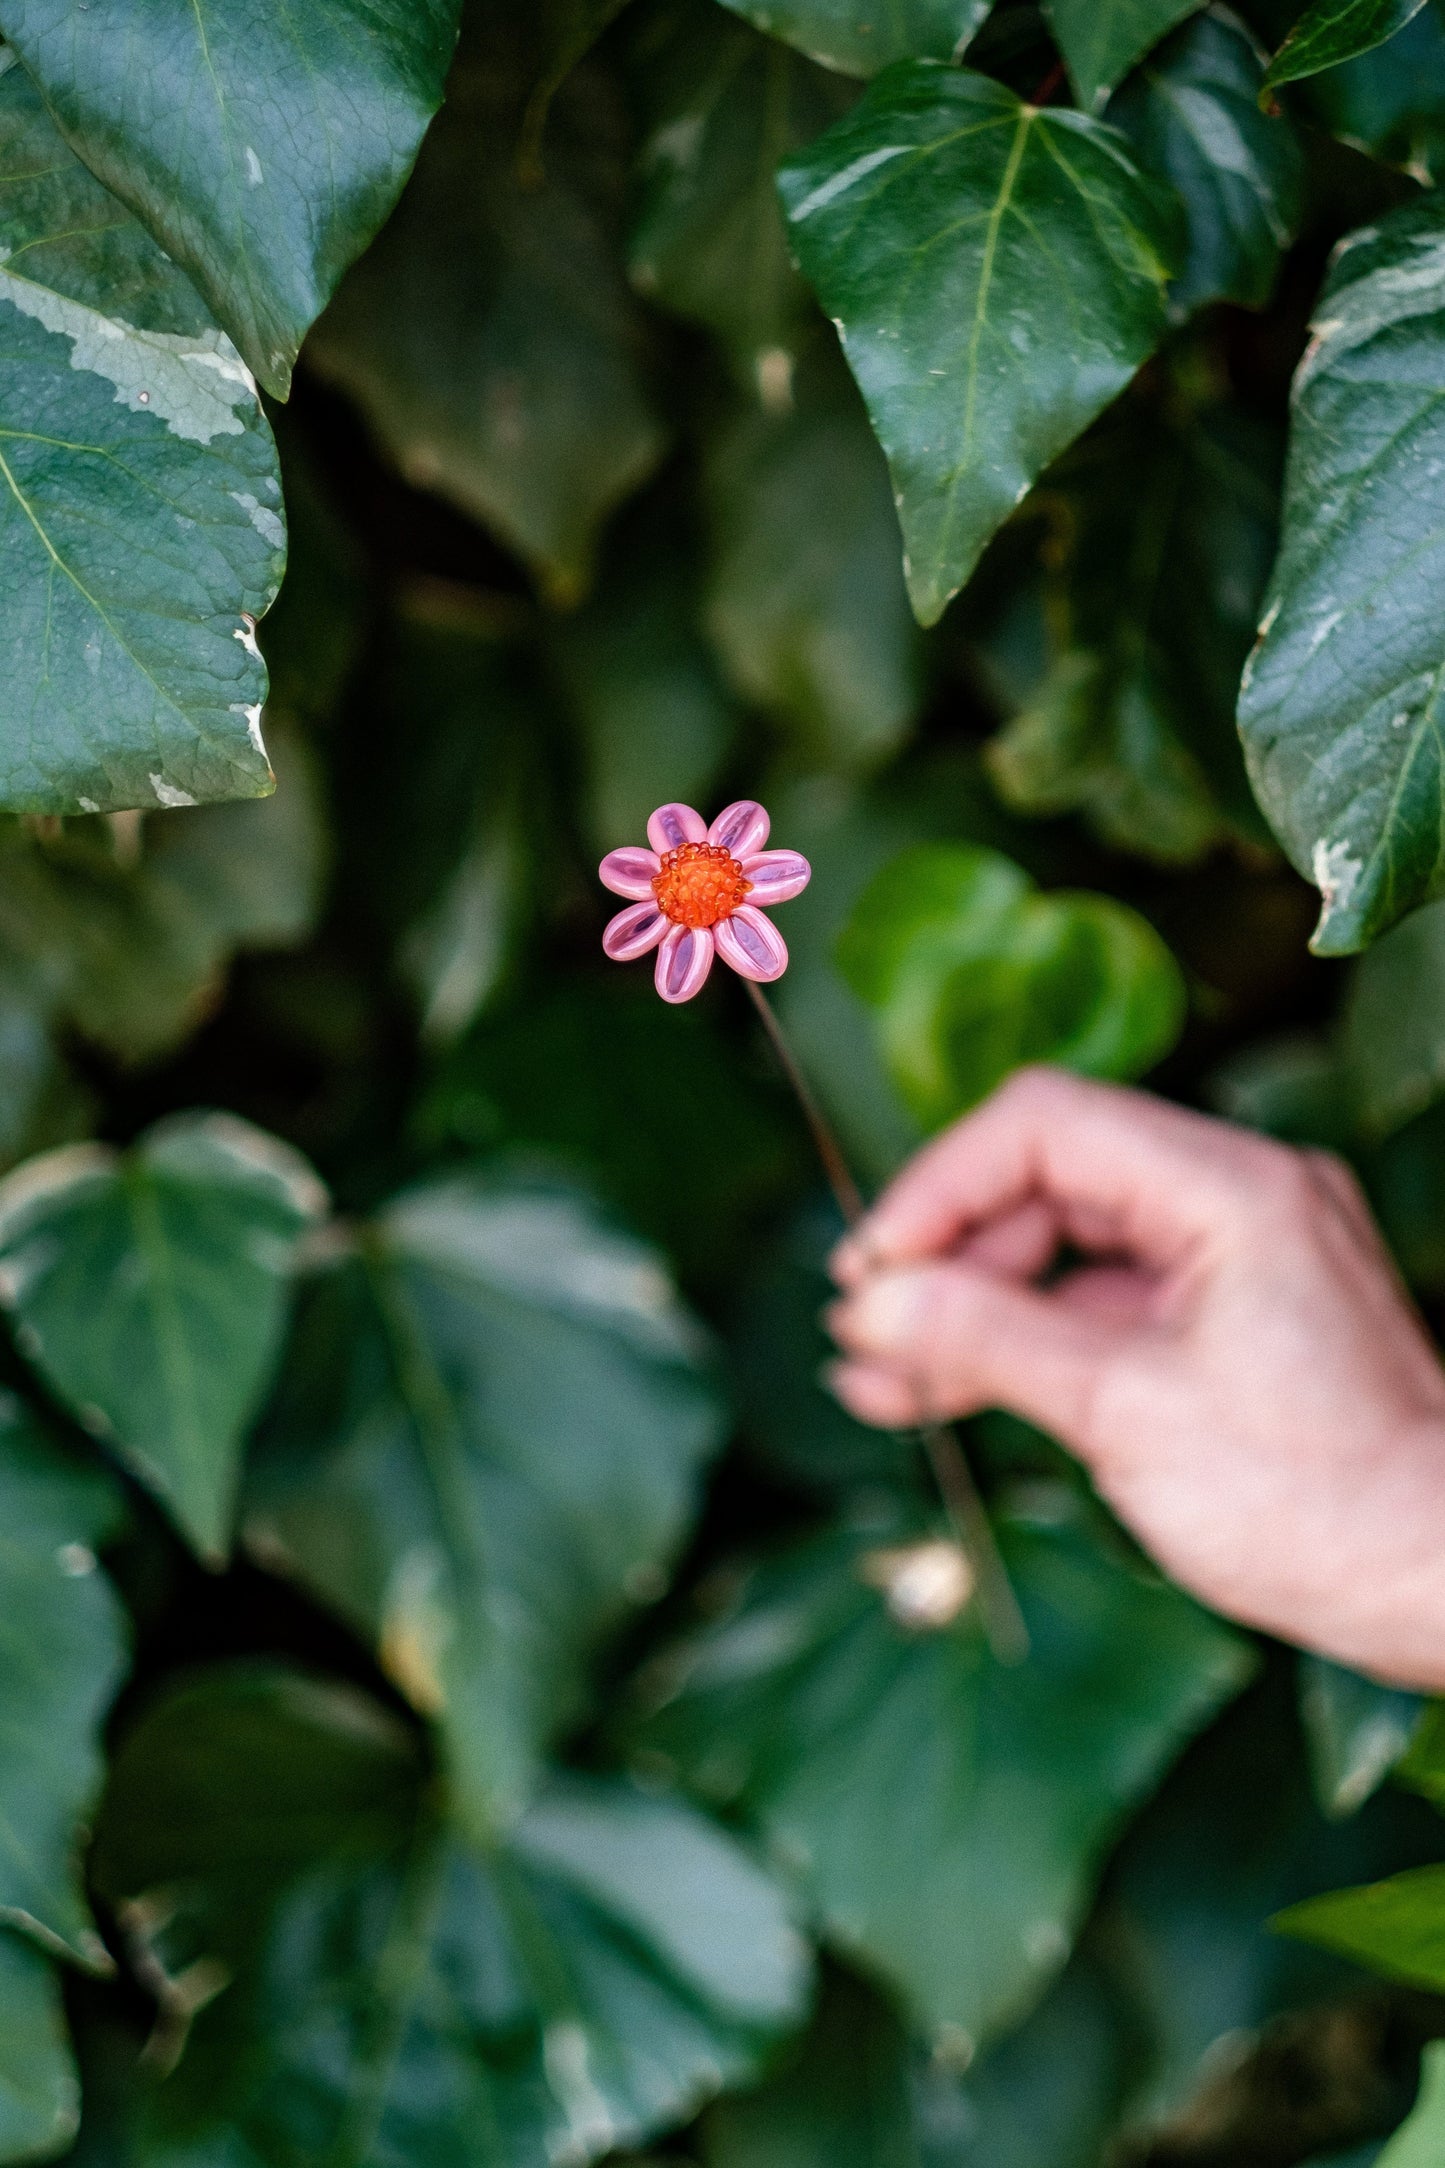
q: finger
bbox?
[824,1359,924,1429]
[953,1196,1059,1279]
[1052,1262,1165,1324]
[827,1260,1121,1441]
[833,1068,1270,1282]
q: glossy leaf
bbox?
[1238,195,1445,954]
[1110,7,1303,314]
[0,0,463,397]
[704,352,921,768]
[1275,1862,1445,1991]
[1264,0,1429,92]
[1299,1655,1424,1819]
[720,0,987,78]
[93,1664,809,2168]
[1377,2042,1445,2165]
[310,20,662,601]
[245,1170,726,1836]
[780,66,1180,625]
[1344,899,1445,1133]
[631,1498,1249,2048]
[837,842,1187,1126]
[0,1115,327,1560]
[1041,0,1205,109]
[0,59,281,816]
[1300,2,1445,180]
[629,5,852,384]
[0,1931,78,2163]
[0,1402,126,1967]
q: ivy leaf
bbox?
[310,19,662,602]
[1110,7,1303,314]
[779,66,1180,626]
[1040,0,1205,110]
[1343,900,1445,1133]
[1263,0,1430,93]
[0,59,281,817]
[1298,1656,1424,1820]
[632,1500,1250,2049]
[718,0,989,80]
[0,1116,327,1561]
[93,1665,810,2168]
[1299,1,1445,180]
[628,5,853,388]
[0,1402,127,1968]
[837,842,1187,1127]
[1274,1862,1445,1991]
[0,0,463,397]
[704,350,922,769]
[0,1931,78,2164]
[244,1171,726,1837]
[1238,196,1445,954]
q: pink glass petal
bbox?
[708,800,770,857]
[603,902,669,962]
[647,803,708,854]
[655,923,715,1004]
[599,845,662,899]
[714,904,788,982]
[741,848,811,904]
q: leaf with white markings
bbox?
[0,59,282,816]
[0,1116,327,1561]
[0,0,463,397]
[779,65,1180,626]
[1239,195,1445,952]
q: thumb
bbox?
[826,1261,1119,1445]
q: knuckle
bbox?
[1247,1141,1317,1222]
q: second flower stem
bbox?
[744,979,1029,1665]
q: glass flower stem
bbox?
[744,979,1029,1665]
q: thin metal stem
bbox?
[744,979,1029,1663]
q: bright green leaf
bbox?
[0,59,281,816]
[1110,7,1303,314]
[1344,900,1445,1133]
[244,1170,725,1836]
[0,1401,126,1966]
[0,0,463,397]
[721,0,988,81]
[93,1664,810,2167]
[1275,1862,1445,1992]
[1238,195,1445,954]
[837,841,1187,1127]
[1377,2040,1445,2165]
[0,1115,327,1560]
[628,4,853,385]
[1299,1656,1424,1819]
[310,19,663,601]
[632,1498,1249,2048]
[704,349,921,768]
[1264,0,1429,92]
[1041,0,1204,109]
[0,1930,79,2164]
[779,66,1180,625]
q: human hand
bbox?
[826,1068,1445,1689]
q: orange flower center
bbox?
[652,842,752,930]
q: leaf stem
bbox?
[743,979,1029,1663]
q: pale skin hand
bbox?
[825,1067,1445,1690]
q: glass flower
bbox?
[599,801,812,1004]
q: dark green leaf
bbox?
[1110,8,1303,313]
[309,22,662,600]
[0,0,463,396]
[779,66,1180,625]
[838,841,1187,1126]
[704,350,922,767]
[720,0,988,81]
[0,1116,327,1560]
[628,5,852,384]
[0,1401,126,1967]
[1264,0,1429,92]
[1344,899,1445,1132]
[245,1171,725,1836]
[1275,1863,1445,1992]
[1238,195,1445,954]
[1041,0,1205,109]
[93,1665,810,2168]
[631,1499,1249,2049]
[1299,1,1445,178]
[703,1968,919,2168]
[1299,1656,1424,1819]
[0,1930,78,2163]
[0,59,281,815]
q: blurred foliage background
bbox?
[9,0,1445,2160]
